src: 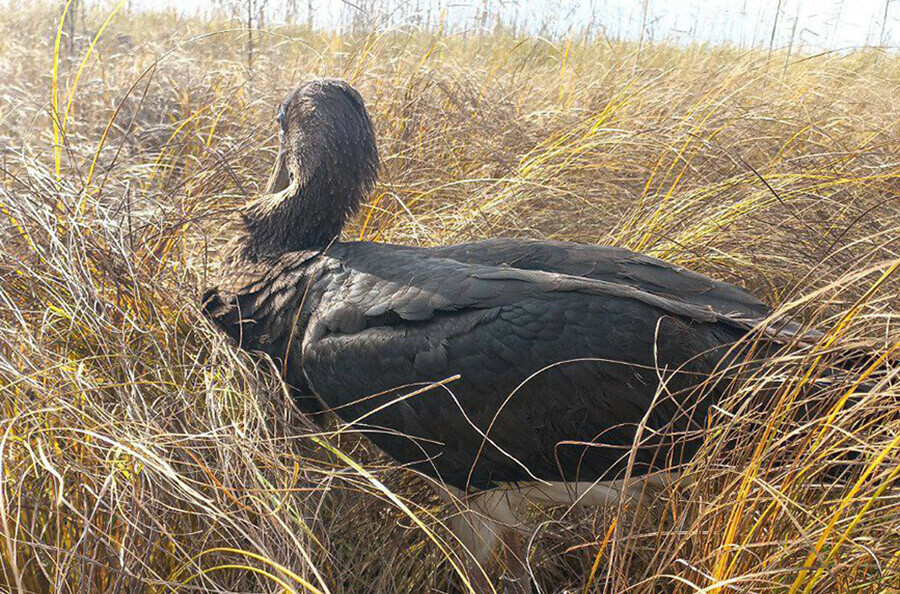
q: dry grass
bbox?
[1,2,900,593]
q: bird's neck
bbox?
[238,174,360,259]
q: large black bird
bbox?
[203,80,806,593]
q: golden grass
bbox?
[1,2,900,592]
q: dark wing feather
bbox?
[417,238,771,319]
[301,243,754,489]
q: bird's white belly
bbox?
[502,474,676,506]
[436,471,679,528]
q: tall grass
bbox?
[1,2,899,592]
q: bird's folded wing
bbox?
[422,238,771,319]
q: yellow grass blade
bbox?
[62,0,125,133]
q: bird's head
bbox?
[242,79,379,255]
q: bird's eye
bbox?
[277,110,287,132]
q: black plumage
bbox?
[203,80,785,492]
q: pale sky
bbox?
[123,0,900,50]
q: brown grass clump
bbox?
[1,2,900,593]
